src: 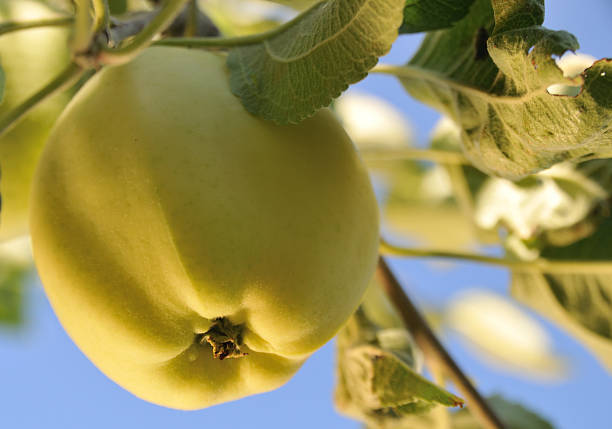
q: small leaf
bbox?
[228,0,405,124]
[340,345,463,408]
[511,217,612,373]
[399,0,475,34]
[335,287,462,427]
[361,395,555,429]
[388,0,612,179]
[453,395,555,429]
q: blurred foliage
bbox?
[335,281,463,428]
[444,289,567,380]
[0,263,28,325]
[0,237,34,327]
[512,217,612,374]
[370,395,554,429]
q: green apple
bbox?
[30,47,380,410]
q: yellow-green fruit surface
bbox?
[0,0,71,241]
[30,47,380,410]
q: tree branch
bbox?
[376,257,506,429]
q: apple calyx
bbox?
[198,318,248,360]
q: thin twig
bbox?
[96,0,188,65]
[0,63,84,138]
[361,147,468,165]
[153,0,322,49]
[376,257,506,429]
[379,238,612,273]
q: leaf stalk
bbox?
[380,238,612,273]
[0,62,84,138]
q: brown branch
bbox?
[105,4,219,48]
[376,257,506,429]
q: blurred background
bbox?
[1,0,611,428]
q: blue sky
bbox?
[1,1,611,428]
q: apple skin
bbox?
[0,0,71,241]
[30,47,380,410]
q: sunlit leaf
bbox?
[511,217,612,373]
[387,0,612,179]
[475,163,608,244]
[228,0,405,124]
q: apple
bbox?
[30,47,380,409]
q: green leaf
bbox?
[227,0,405,124]
[511,217,612,373]
[335,288,463,427]
[452,395,554,429]
[363,395,554,429]
[399,0,475,34]
[475,162,609,245]
[385,0,612,179]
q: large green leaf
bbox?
[386,0,612,179]
[228,0,405,124]
[399,0,474,34]
[511,217,612,373]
